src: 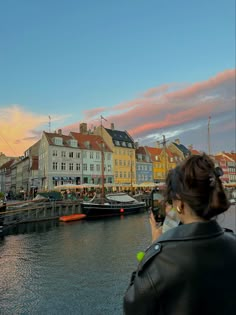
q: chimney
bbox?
[156,141,160,148]
[80,123,88,134]
[111,123,115,130]
[175,139,180,145]
[58,129,62,135]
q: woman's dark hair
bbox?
[165,153,230,219]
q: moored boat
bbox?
[81,192,146,218]
[59,214,86,222]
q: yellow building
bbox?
[145,146,177,182]
[95,123,136,186]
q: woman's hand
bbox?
[149,210,163,243]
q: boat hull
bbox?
[81,202,146,218]
[59,214,86,222]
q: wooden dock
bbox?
[1,201,82,226]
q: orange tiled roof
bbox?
[145,146,162,161]
[70,132,112,152]
[224,152,236,162]
[191,149,201,155]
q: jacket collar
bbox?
[157,220,224,243]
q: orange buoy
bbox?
[59,214,86,222]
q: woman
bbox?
[124,154,236,315]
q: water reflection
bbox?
[0,213,151,315]
[4,219,60,236]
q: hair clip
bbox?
[214,167,224,177]
[209,175,216,187]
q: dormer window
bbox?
[115,140,120,146]
[128,143,132,148]
[68,139,78,148]
[84,141,91,149]
[122,141,126,147]
[53,137,63,145]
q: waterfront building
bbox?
[135,145,153,184]
[216,152,236,183]
[168,138,191,160]
[188,145,201,155]
[70,131,114,185]
[0,152,14,168]
[95,123,136,186]
[145,144,178,182]
[212,154,230,183]
[0,159,15,194]
[38,129,113,191]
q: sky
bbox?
[0,0,235,157]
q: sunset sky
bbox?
[0,0,235,157]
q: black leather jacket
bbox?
[124,220,236,315]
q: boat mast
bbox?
[162,135,168,179]
[100,115,106,200]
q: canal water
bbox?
[0,213,151,315]
[0,206,235,315]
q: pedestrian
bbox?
[124,153,236,315]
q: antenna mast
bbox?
[48,115,51,132]
[208,116,211,155]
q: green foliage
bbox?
[0,192,4,199]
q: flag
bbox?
[101,115,107,121]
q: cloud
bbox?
[0,105,67,156]
[76,68,235,152]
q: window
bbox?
[83,164,87,171]
[120,172,122,178]
[61,162,66,170]
[124,172,126,178]
[52,150,57,157]
[96,152,100,159]
[53,162,58,170]
[54,137,63,145]
[69,152,74,158]
[96,164,100,171]
[119,160,122,166]
[76,152,81,158]
[90,152,94,159]
[107,165,111,172]
[83,151,87,158]
[115,171,118,178]
[123,160,126,166]
[69,163,73,171]
[76,163,80,171]
[107,153,111,160]
[68,139,77,147]
[128,143,132,148]
[61,151,66,158]
[90,164,94,171]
